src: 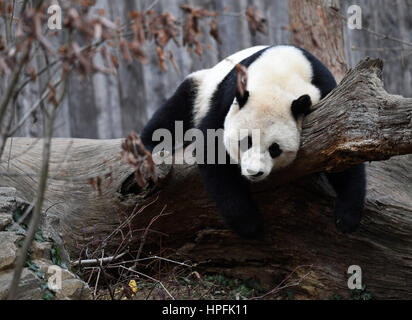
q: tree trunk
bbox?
[1,57,412,299]
[289,0,348,82]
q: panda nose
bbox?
[247,169,264,178]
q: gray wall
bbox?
[9,0,412,139]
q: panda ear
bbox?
[236,90,250,109]
[235,64,249,109]
[291,95,312,121]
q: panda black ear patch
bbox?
[236,90,250,109]
[291,95,312,121]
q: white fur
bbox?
[223,46,322,181]
[191,46,268,126]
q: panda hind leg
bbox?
[326,164,367,234]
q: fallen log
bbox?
[1,58,412,299]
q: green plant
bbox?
[40,283,56,301]
[50,244,62,266]
[350,285,373,300]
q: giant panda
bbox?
[141,45,366,239]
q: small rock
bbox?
[0,268,43,300]
[31,241,52,261]
[35,261,91,300]
[0,187,17,198]
[0,188,28,221]
[0,197,17,214]
[0,233,23,271]
[0,188,91,300]
[5,223,26,235]
[56,278,91,300]
[0,214,13,231]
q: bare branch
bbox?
[6,55,71,300]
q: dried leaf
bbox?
[111,54,119,69]
[236,64,248,98]
[29,67,36,81]
[169,51,181,76]
[121,132,158,188]
[6,1,12,14]
[47,82,58,106]
[156,46,167,72]
[245,6,268,36]
[129,10,146,45]
[129,40,148,64]
[87,177,103,196]
[119,39,132,64]
[209,18,221,44]
[147,11,179,49]
[180,5,215,58]
[195,41,203,59]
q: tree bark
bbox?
[289,0,348,82]
[1,58,412,299]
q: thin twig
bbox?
[72,252,127,267]
[145,0,160,12]
[8,79,63,136]
[7,36,71,299]
[133,205,168,268]
[110,256,192,268]
[96,250,115,300]
[93,268,101,298]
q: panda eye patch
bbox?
[269,143,283,158]
[240,136,253,151]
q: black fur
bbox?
[141,78,198,153]
[298,48,338,99]
[196,48,268,238]
[141,45,367,238]
[326,165,366,233]
[197,153,264,239]
[142,47,267,238]
[236,90,250,109]
[292,94,312,121]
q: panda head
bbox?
[223,86,312,182]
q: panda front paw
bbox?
[226,213,265,240]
